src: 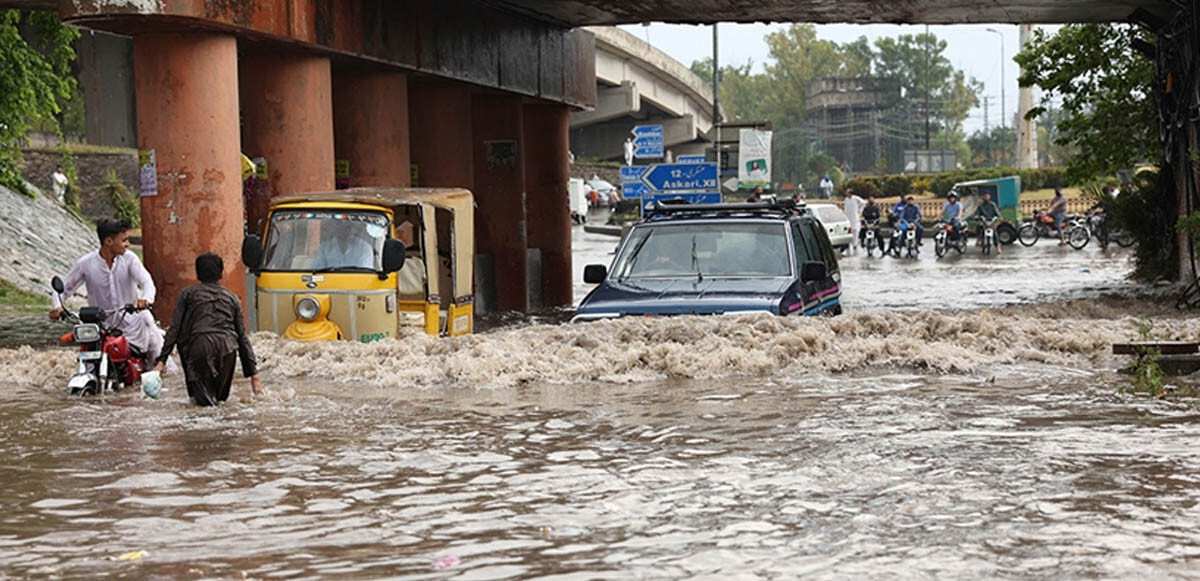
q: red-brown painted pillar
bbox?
[408,82,473,188]
[472,95,528,313]
[133,33,243,323]
[333,71,410,187]
[239,53,335,235]
[523,104,572,308]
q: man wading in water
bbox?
[154,253,263,405]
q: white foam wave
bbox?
[4,300,1193,389]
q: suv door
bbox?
[797,218,841,315]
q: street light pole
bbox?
[985,28,1005,129]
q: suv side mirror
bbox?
[242,235,263,271]
[801,261,827,282]
[51,275,64,294]
[382,238,407,274]
[583,264,607,283]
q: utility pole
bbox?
[712,23,722,173]
[1015,24,1038,169]
[923,24,930,150]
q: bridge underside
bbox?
[493,0,1173,25]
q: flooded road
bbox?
[3,220,1200,578]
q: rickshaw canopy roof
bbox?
[272,187,474,211]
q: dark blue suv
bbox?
[573,201,842,322]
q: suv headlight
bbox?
[296,297,321,321]
[73,324,100,343]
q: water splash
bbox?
[5,298,1193,390]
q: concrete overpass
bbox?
[569,26,716,161]
[493,1,1173,25]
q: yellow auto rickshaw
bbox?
[242,187,475,341]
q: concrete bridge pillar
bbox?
[132,33,244,321]
[239,53,335,235]
[472,95,528,313]
[408,83,474,188]
[523,104,573,309]
[333,71,410,187]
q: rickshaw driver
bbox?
[312,219,377,270]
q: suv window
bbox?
[612,222,792,278]
[804,220,839,273]
[791,222,812,265]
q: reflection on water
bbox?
[2,224,1197,578]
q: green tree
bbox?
[967,126,1017,167]
[0,9,79,196]
[1014,24,1156,182]
[873,33,979,144]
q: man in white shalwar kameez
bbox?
[50,219,166,364]
[842,189,865,253]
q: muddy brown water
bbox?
[3,226,1199,578]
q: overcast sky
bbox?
[617,22,1056,135]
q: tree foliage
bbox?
[0,9,79,196]
[691,26,980,186]
[1014,24,1157,182]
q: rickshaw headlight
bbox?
[296,297,321,321]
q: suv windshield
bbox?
[262,210,389,272]
[612,222,791,279]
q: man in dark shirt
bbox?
[860,196,882,246]
[154,253,263,406]
[971,191,1004,255]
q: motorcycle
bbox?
[1017,209,1090,249]
[862,217,883,257]
[889,219,919,259]
[51,276,151,397]
[1086,208,1135,249]
[934,219,967,258]
[978,216,1001,255]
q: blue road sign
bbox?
[623,183,649,198]
[632,124,663,138]
[641,162,719,192]
[634,145,664,159]
[676,154,707,164]
[620,165,649,198]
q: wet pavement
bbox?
[4,215,1200,579]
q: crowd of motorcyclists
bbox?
[839,188,1052,259]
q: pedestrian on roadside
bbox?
[51,165,68,203]
[843,189,864,253]
[819,175,834,199]
[154,253,263,406]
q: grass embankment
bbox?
[0,280,49,313]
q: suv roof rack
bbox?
[643,199,807,220]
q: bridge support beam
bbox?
[524,104,573,309]
[239,53,335,235]
[333,71,411,187]
[472,95,528,313]
[569,81,640,127]
[133,33,244,320]
[408,83,474,189]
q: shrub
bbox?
[102,169,140,227]
[838,176,882,199]
[881,175,912,198]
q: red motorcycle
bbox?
[51,276,151,396]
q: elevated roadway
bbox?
[570,26,717,161]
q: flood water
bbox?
[3,219,1200,579]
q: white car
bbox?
[808,203,854,250]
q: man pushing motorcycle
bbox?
[50,218,167,365]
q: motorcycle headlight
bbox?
[73,323,100,343]
[295,297,321,322]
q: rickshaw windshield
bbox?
[262,210,390,272]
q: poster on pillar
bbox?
[737,129,772,190]
[335,160,350,190]
[138,149,157,197]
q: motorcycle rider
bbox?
[971,191,1004,255]
[1046,187,1069,245]
[50,218,167,365]
[942,192,965,237]
[899,196,924,244]
[860,196,882,246]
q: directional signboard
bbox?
[676,154,707,164]
[620,165,649,198]
[641,162,719,192]
[632,124,663,159]
[618,161,721,214]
